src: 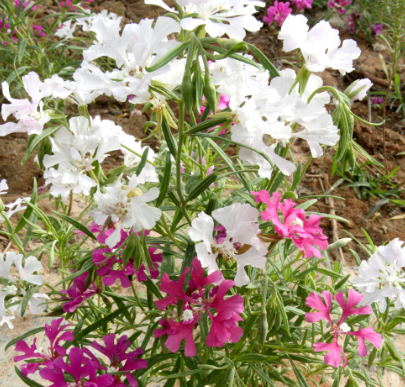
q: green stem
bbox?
[176,99,192,225]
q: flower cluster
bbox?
[305,289,382,367]
[0,252,47,328]
[0,0,45,45]
[154,257,244,356]
[14,318,147,387]
[253,190,329,258]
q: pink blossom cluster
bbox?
[327,0,351,14]
[14,318,147,386]
[59,0,94,11]
[1,0,46,45]
[92,228,162,288]
[154,258,244,357]
[370,96,384,105]
[252,190,329,259]
[371,23,383,38]
[263,0,313,27]
[306,289,382,367]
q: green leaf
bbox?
[315,267,343,279]
[247,43,280,78]
[249,364,278,387]
[20,286,41,317]
[15,178,37,233]
[204,137,250,191]
[52,211,96,240]
[162,118,177,157]
[156,152,172,207]
[76,305,132,341]
[14,366,43,387]
[135,147,149,176]
[17,38,27,63]
[288,355,311,387]
[164,357,181,387]
[184,116,228,135]
[186,173,217,202]
[21,125,61,165]
[146,41,189,72]
[5,327,44,351]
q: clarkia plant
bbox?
[0,1,404,387]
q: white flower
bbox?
[346,78,373,101]
[0,179,7,195]
[352,238,405,312]
[0,252,15,280]
[43,116,119,199]
[76,10,122,32]
[1,197,30,222]
[55,20,77,40]
[0,72,51,136]
[279,15,361,75]
[5,284,17,295]
[81,17,181,100]
[148,0,264,40]
[189,203,267,286]
[182,309,194,322]
[18,290,49,315]
[91,175,162,248]
[13,254,44,285]
[0,292,15,329]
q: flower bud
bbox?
[203,70,217,113]
[326,238,352,250]
[217,38,248,52]
[182,68,194,114]
[344,78,373,101]
[258,311,269,344]
[0,198,4,212]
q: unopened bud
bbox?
[326,238,352,250]
[258,312,269,344]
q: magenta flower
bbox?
[291,0,313,10]
[41,347,113,387]
[348,11,361,34]
[198,94,231,135]
[371,23,383,38]
[263,1,292,27]
[370,96,384,105]
[14,318,74,376]
[91,333,147,387]
[60,271,100,313]
[328,0,351,14]
[93,228,161,288]
[305,289,382,368]
[252,190,328,259]
[154,258,244,356]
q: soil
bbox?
[1,1,405,387]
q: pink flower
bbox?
[328,0,351,14]
[14,318,74,376]
[154,258,244,356]
[91,334,147,387]
[61,271,100,313]
[305,290,382,368]
[93,228,161,288]
[252,190,328,259]
[291,0,313,10]
[263,1,292,27]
